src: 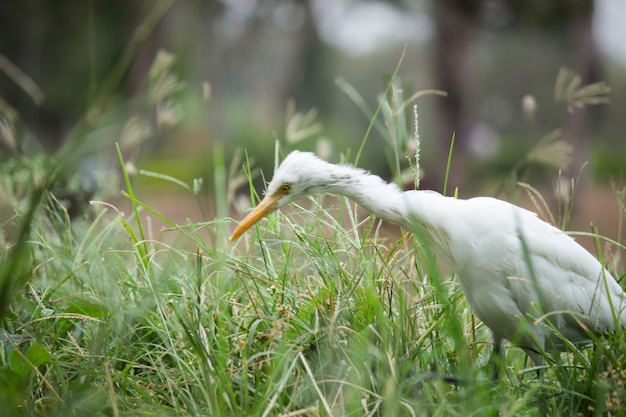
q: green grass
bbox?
[1,151,625,416]
[1,43,625,415]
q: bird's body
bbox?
[231,151,626,369]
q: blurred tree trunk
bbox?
[430,0,600,191]
[431,0,481,191]
[563,6,601,178]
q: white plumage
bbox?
[231,151,626,372]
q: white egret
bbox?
[231,151,626,373]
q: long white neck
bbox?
[320,163,459,263]
[321,164,431,229]
[329,167,406,226]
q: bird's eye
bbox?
[279,184,291,193]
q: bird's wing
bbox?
[503,207,626,336]
[452,197,626,341]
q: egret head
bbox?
[230,151,332,241]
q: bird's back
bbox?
[411,194,626,348]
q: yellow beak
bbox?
[230,192,284,241]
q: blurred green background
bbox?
[1,0,625,228]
